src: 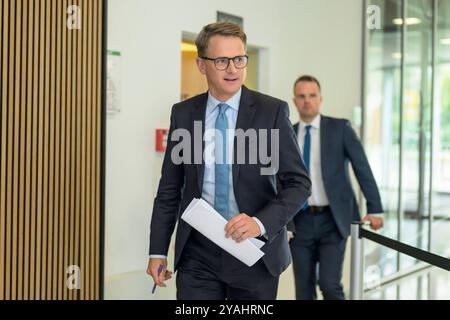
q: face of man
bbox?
[293,81,323,123]
[197,35,247,101]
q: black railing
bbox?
[350,222,450,299]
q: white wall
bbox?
[105,0,363,299]
[288,0,364,123]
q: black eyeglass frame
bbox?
[200,55,249,70]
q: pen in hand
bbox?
[152,264,164,294]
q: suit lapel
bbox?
[233,86,256,186]
[293,123,299,136]
[191,93,208,193]
[320,115,328,179]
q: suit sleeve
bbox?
[149,105,185,255]
[278,177,296,234]
[254,103,311,243]
[343,120,383,214]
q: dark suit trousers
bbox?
[176,230,279,300]
[290,208,347,300]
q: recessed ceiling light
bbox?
[392,52,402,59]
[393,17,421,25]
[441,38,450,45]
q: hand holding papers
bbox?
[181,198,265,267]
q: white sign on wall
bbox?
[107,50,122,114]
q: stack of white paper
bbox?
[181,198,265,267]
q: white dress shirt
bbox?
[297,115,329,206]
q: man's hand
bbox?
[362,215,384,231]
[225,213,261,243]
[146,258,173,288]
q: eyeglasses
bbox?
[200,55,249,70]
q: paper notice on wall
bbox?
[107,50,122,114]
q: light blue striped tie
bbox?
[214,103,230,220]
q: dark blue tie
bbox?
[303,125,312,172]
[214,103,230,219]
[302,125,312,210]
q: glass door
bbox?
[363,0,450,297]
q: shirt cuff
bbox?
[252,217,267,237]
[149,255,167,259]
[368,213,384,218]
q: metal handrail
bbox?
[350,222,450,300]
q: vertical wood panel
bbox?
[58,0,67,301]
[41,0,50,299]
[17,0,27,300]
[0,0,8,302]
[93,0,99,299]
[6,0,16,300]
[75,0,82,301]
[12,0,22,300]
[68,0,75,301]
[0,0,105,300]
[35,0,45,299]
[46,0,55,299]
[64,0,72,301]
[52,0,61,300]
[30,0,39,300]
[84,1,95,299]
[80,0,87,300]
[23,0,33,300]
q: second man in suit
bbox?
[288,75,384,300]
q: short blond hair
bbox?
[195,22,247,57]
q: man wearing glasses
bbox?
[147,22,311,299]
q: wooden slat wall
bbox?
[0,0,105,300]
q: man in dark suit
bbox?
[146,22,311,300]
[288,75,384,300]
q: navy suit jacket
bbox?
[149,86,311,276]
[289,116,383,238]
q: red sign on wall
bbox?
[155,129,169,152]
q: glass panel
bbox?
[400,0,433,269]
[365,263,450,300]
[364,0,450,291]
[364,0,402,278]
[364,0,450,299]
[431,0,450,257]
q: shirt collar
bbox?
[207,88,242,113]
[300,114,321,130]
